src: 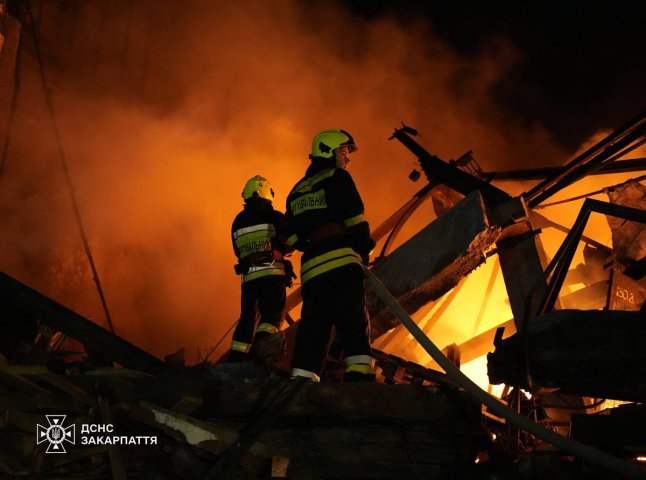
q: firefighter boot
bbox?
[343,363,376,383]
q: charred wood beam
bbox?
[526,111,646,208]
[390,124,511,207]
[483,158,646,182]
[0,366,52,394]
[488,197,548,327]
[0,271,165,374]
[497,230,548,327]
[367,192,500,339]
[487,310,646,402]
[372,349,458,387]
[390,125,548,326]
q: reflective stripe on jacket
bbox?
[300,247,362,284]
[286,164,371,285]
[232,200,288,283]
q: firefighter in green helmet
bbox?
[285,130,376,381]
[228,175,293,362]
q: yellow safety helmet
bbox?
[310,129,357,159]
[242,175,274,202]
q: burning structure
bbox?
[1,1,646,479]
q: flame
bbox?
[0,1,642,365]
[376,136,645,393]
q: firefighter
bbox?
[286,129,376,382]
[229,175,293,362]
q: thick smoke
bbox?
[0,0,569,361]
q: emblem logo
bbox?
[36,415,75,453]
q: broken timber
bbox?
[487,309,646,402]
[391,126,548,329]
[367,191,500,339]
[1,365,484,479]
[0,270,165,374]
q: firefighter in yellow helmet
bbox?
[285,130,376,381]
[228,175,293,362]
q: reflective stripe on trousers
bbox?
[344,354,376,374]
[231,340,251,353]
[242,263,285,283]
[256,322,279,334]
[291,368,321,382]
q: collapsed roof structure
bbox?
[1,2,646,479]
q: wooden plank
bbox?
[1,410,44,432]
[493,198,548,328]
[39,373,96,406]
[0,366,52,395]
[497,233,548,327]
[97,396,127,480]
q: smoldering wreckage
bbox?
[2,8,646,480]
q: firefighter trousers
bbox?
[291,263,372,376]
[231,275,286,355]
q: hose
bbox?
[363,266,646,479]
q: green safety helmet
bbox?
[242,175,274,202]
[310,129,357,159]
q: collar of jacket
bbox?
[243,198,273,211]
[306,157,336,176]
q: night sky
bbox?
[342,0,645,151]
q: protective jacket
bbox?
[229,198,289,359]
[286,159,375,380]
[285,161,372,283]
[232,199,289,283]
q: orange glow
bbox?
[376,135,645,390]
[0,1,642,366]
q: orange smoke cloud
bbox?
[0,0,571,362]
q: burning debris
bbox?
[1,2,646,479]
[606,178,646,264]
[1,114,646,478]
